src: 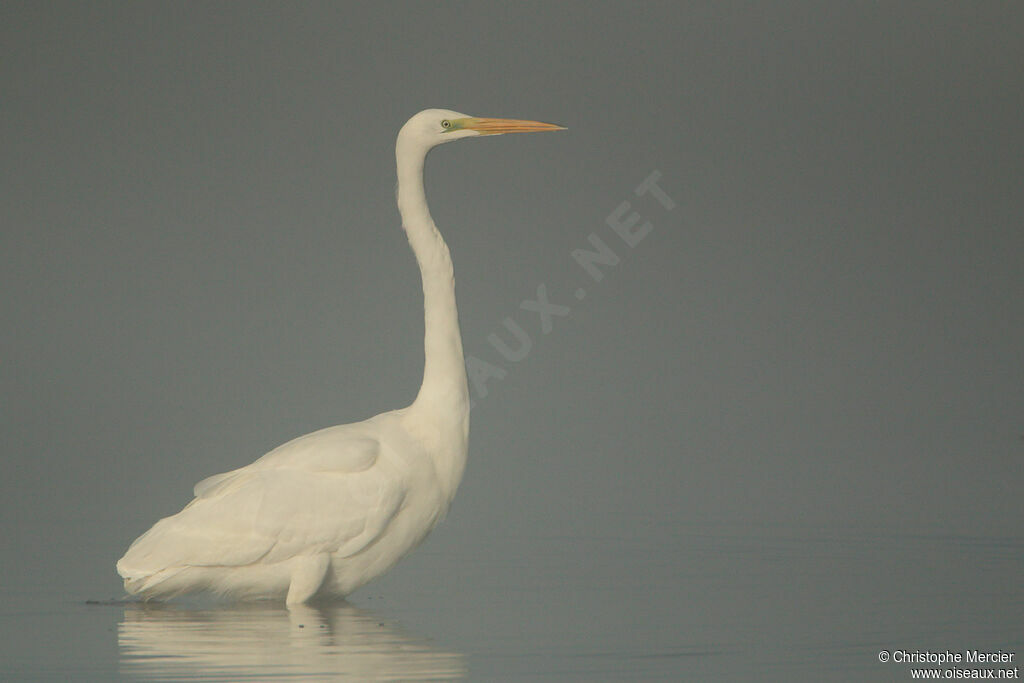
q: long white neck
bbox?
[395,135,470,489]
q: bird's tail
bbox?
[117,557,185,598]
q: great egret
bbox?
[117,109,564,604]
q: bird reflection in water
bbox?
[119,601,466,680]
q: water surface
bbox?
[2,518,1019,680]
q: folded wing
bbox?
[118,427,404,583]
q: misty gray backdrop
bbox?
[2,1,1021,679]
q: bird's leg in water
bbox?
[286,554,331,605]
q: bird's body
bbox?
[118,409,462,603]
[117,109,563,604]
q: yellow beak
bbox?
[457,117,566,136]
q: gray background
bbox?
[2,2,1021,680]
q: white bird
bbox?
[117,109,564,605]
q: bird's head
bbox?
[398,108,565,153]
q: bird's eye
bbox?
[441,119,451,129]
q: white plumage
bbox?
[117,109,564,604]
